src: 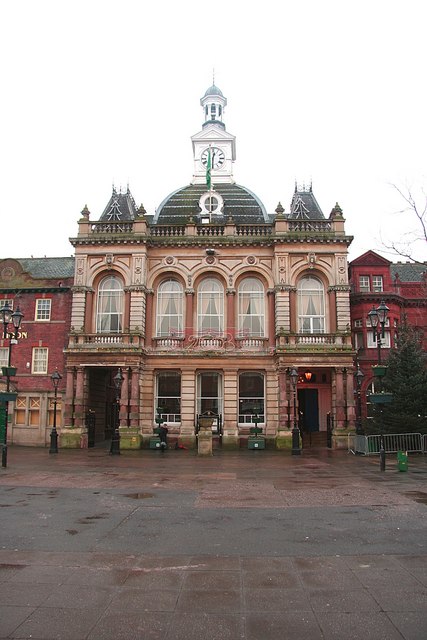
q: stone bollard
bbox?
[197,418,214,456]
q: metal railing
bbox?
[348,433,424,455]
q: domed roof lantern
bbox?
[200,77,227,129]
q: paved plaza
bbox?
[0,446,427,639]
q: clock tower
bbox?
[191,83,236,185]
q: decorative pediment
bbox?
[350,250,391,267]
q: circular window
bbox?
[199,191,224,216]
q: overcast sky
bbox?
[1,0,426,263]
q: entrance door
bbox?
[298,388,319,433]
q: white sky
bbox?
[1,0,426,263]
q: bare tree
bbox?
[383,184,427,264]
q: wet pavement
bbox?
[0,446,426,639]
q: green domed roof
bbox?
[154,183,268,225]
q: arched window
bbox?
[197,278,224,334]
[297,276,325,334]
[238,372,265,424]
[156,280,184,336]
[238,277,265,337]
[96,275,124,333]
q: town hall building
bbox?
[59,82,356,450]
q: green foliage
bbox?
[370,318,427,434]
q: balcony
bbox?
[277,332,353,352]
[72,216,347,246]
[67,332,144,350]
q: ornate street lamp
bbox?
[367,300,390,471]
[110,368,123,455]
[354,365,364,435]
[367,300,389,365]
[289,367,301,456]
[49,370,62,454]
[0,301,24,468]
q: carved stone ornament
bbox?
[1,266,15,281]
[205,255,215,265]
[247,255,256,265]
[308,252,316,268]
[165,256,175,265]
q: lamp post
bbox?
[289,367,301,456]
[110,368,123,455]
[354,365,364,435]
[367,300,389,471]
[0,301,24,468]
[49,370,62,454]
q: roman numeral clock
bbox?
[201,147,226,169]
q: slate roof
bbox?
[99,187,138,222]
[289,187,324,220]
[17,257,75,279]
[391,262,427,282]
[154,183,269,225]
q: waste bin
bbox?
[397,450,408,472]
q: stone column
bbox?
[184,289,194,343]
[329,289,337,333]
[289,288,297,333]
[124,289,131,331]
[145,289,154,347]
[180,368,196,448]
[334,367,345,430]
[85,290,93,332]
[60,367,87,448]
[267,289,275,348]
[346,367,356,431]
[74,367,85,429]
[226,289,236,340]
[129,367,140,428]
[223,368,238,449]
[63,368,75,427]
[119,367,143,449]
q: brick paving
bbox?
[1,446,427,639]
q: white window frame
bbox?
[96,275,124,333]
[297,276,325,334]
[35,298,52,321]
[32,347,48,374]
[156,280,184,337]
[354,332,364,350]
[197,278,224,335]
[237,278,265,337]
[0,347,9,368]
[367,331,391,348]
[372,275,383,292]
[359,276,370,292]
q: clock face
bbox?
[201,147,225,169]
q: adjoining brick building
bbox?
[0,258,74,446]
[348,250,427,419]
